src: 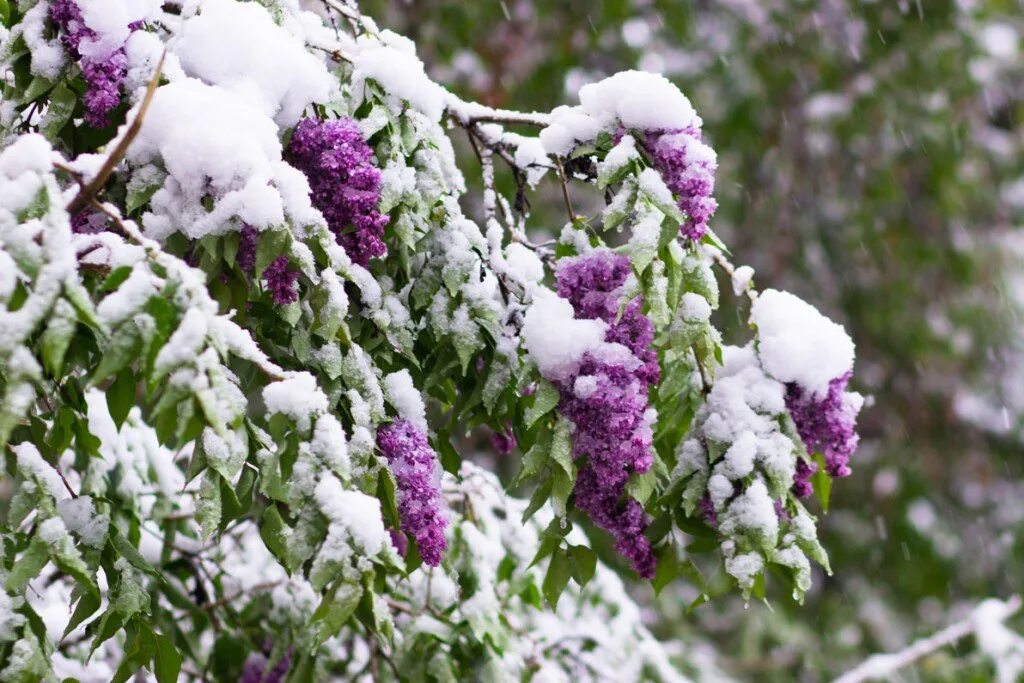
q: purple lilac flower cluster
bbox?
[286,118,388,267]
[240,648,291,683]
[70,209,107,234]
[643,129,718,241]
[237,225,300,305]
[554,250,659,578]
[786,371,862,497]
[376,420,448,567]
[49,0,139,128]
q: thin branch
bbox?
[66,50,165,215]
[553,156,576,224]
[703,245,758,304]
[833,596,1023,683]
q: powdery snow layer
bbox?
[750,288,855,396]
[521,288,608,382]
[175,0,333,126]
[352,31,445,122]
[541,70,702,155]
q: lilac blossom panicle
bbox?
[49,0,139,128]
[489,425,517,455]
[786,370,862,493]
[643,128,718,241]
[237,224,259,274]
[70,209,107,234]
[262,256,300,306]
[376,420,449,567]
[286,118,388,266]
[240,648,291,683]
[236,226,299,305]
[553,250,659,578]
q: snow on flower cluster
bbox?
[128,78,321,240]
[286,117,389,266]
[376,419,449,566]
[48,0,148,127]
[541,70,718,240]
[527,249,660,578]
[750,289,863,489]
[674,345,830,597]
[643,130,718,240]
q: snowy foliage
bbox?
[0,0,903,680]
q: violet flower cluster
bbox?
[554,250,659,578]
[786,371,862,497]
[376,419,448,567]
[50,0,139,128]
[240,648,291,683]
[286,118,389,267]
[643,129,718,241]
[237,225,299,305]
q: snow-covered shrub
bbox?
[0,1,862,679]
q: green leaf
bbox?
[152,631,182,683]
[63,592,101,639]
[111,624,154,683]
[549,416,573,476]
[40,82,76,141]
[107,368,136,429]
[521,478,551,524]
[653,544,680,595]
[811,453,832,512]
[126,170,166,214]
[109,529,161,578]
[5,536,49,592]
[524,379,559,429]
[550,467,574,518]
[20,74,54,104]
[259,503,289,567]
[311,582,362,648]
[568,545,597,587]
[40,299,77,376]
[542,548,572,608]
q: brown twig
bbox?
[66,50,165,215]
[553,156,576,224]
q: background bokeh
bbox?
[361,1,1024,680]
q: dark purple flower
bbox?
[240,648,291,683]
[262,256,299,305]
[286,118,388,266]
[791,457,818,499]
[787,371,861,482]
[70,209,107,234]
[50,0,138,128]
[642,128,718,241]
[388,528,408,557]
[489,426,517,455]
[698,493,717,527]
[550,250,660,579]
[237,224,258,273]
[376,420,448,567]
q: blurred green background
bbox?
[361,1,1024,680]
